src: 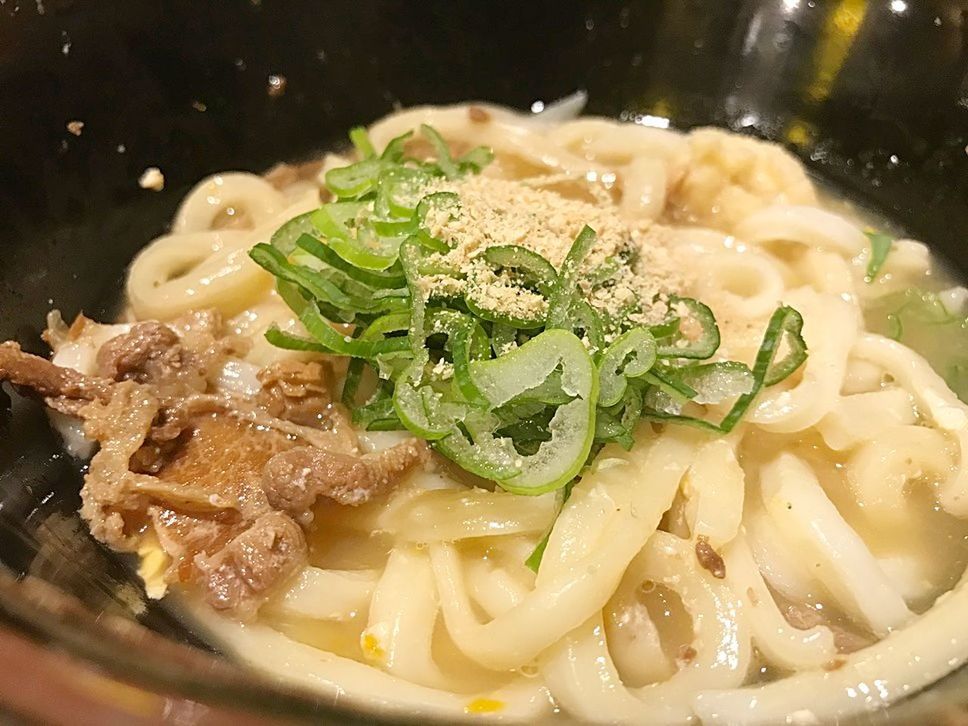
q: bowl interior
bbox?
[0,1,966,723]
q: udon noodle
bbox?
[122,103,968,724]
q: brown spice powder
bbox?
[418,175,685,338]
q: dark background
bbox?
[0,1,966,722]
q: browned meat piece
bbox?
[694,535,726,579]
[97,310,246,393]
[257,359,360,452]
[95,321,179,381]
[257,359,334,426]
[150,507,242,580]
[781,600,873,653]
[193,511,307,617]
[79,381,165,549]
[262,438,429,513]
[154,413,289,518]
[0,341,111,402]
[468,106,491,123]
[1,314,427,617]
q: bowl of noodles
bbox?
[0,2,967,724]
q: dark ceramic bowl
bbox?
[1,1,967,723]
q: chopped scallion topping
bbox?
[865,230,893,282]
[249,125,809,517]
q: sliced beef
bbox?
[258,359,334,425]
[100,310,247,394]
[95,322,180,381]
[0,341,111,402]
[0,316,429,617]
[153,413,288,518]
[262,438,429,512]
[193,511,308,617]
[79,381,164,550]
[694,535,726,579]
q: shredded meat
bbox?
[257,359,334,426]
[694,535,726,579]
[192,511,307,618]
[89,310,248,396]
[80,381,165,549]
[0,342,111,402]
[150,507,241,576]
[262,439,429,513]
[0,311,428,617]
[95,322,179,381]
[676,644,697,665]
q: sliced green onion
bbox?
[295,234,406,288]
[865,231,893,282]
[483,245,557,295]
[328,233,402,271]
[568,300,606,355]
[655,298,720,360]
[255,122,813,500]
[393,381,460,439]
[311,202,369,241]
[353,387,402,430]
[380,131,413,162]
[380,166,434,217]
[465,329,598,494]
[546,225,597,330]
[598,327,657,407]
[643,369,697,401]
[427,310,488,405]
[525,481,575,572]
[325,158,383,198]
[349,126,376,159]
[298,303,410,358]
[275,280,309,316]
[464,294,546,330]
[675,361,754,404]
[644,305,806,433]
[270,211,316,255]
[458,146,495,172]
[761,306,807,387]
[491,322,518,357]
[420,124,458,178]
[249,244,359,314]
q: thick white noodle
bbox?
[111,103,968,724]
[760,454,913,636]
[541,532,752,724]
[723,537,837,671]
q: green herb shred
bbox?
[865,230,893,282]
[249,124,810,568]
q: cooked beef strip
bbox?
[95,321,180,381]
[193,511,307,618]
[0,312,428,617]
[258,359,334,425]
[0,341,112,402]
[80,381,166,549]
[262,439,429,513]
[95,310,249,394]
